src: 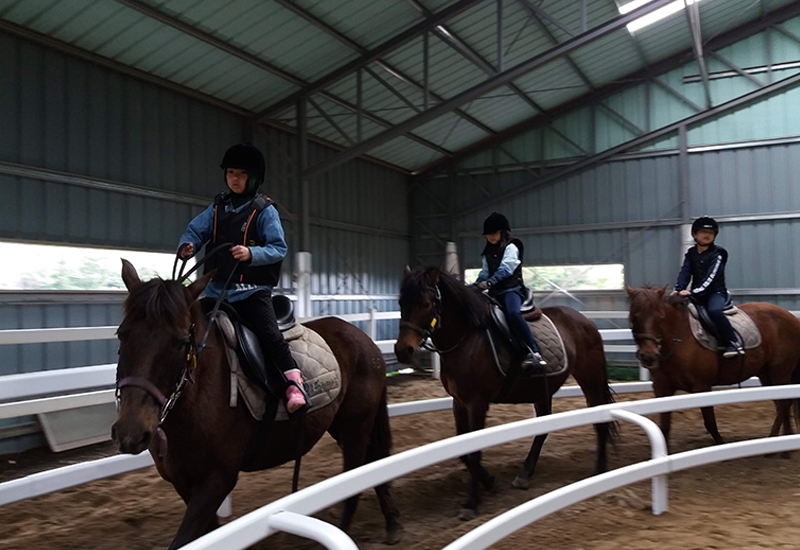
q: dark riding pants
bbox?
[701,291,737,347]
[500,289,540,354]
[231,290,296,374]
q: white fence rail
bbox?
[0,377,765,509]
[180,385,800,550]
[0,378,669,508]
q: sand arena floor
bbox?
[2,375,800,550]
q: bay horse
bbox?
[394,267,615,520]
[627,285,800,446]
[111,260,403,549]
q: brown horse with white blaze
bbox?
[395,267,615,520]
[111,260,403,549]
[627,284,800,446]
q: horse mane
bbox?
[400,268,489,329]
[120,278,192,336]
[629,284,688,315]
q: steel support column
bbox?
[678,125,690,223]
[497,0,504,72]
[297,99,310,252]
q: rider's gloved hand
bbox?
[179,242,194,258]
[476,280,490,291]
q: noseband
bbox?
[633,331,680,368]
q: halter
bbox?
[116,324,199,457]
[399,284,467,355]
[632,331,680,368]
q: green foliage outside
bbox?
[18,257,164,290]
[606,363,639,381]
[0,241,179,291]
[464,264,624,291]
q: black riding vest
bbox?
[482,238,524,293]
[203,193,283,286]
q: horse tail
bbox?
[368,385,393,461]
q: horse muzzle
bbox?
[636,351,661,370]
[394,342,416,365]
[111,420,153,455]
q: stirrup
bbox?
[722,344,744,359]
[285,380,311,413]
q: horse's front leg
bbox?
[169,471,237,550]
[454,399,492,521]
[653,377,675,450]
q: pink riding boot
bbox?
[284,369,307,413]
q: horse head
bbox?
[626,284,672,369]
[111,259,213,455]
[395,266,442,364]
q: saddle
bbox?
[202,296,342,421]
[687,296,762,352]
[487,287,538,350]
[485,288,568,377]
[200,295,296,398]
[692,292,734,339]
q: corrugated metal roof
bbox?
[1,0,795,171]
[370,135,447,168]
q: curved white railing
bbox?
[180,385,800,550]
[443,433,800,550]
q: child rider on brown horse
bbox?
[474,212,550,371]
[178,142,307,413]
[671,216,744,359]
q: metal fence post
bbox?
[368,308,377,341]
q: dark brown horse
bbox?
[394,267,615,520]
[627,285,800,446]
[111,260,402,549]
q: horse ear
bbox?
[404,265,412,277]
[427,267,440,286]
[121,259,141,291]
[187,269,215,301]
[625,283,635,297]
[661,284,670,296]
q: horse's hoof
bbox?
[384,525,404,545]
[511,475,530,490]
[458,508,477,521]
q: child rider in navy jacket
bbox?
[672,216,743,359]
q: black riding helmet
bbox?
[691,216,719,236]
[483,212,511,235]
[220,142,266,196]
